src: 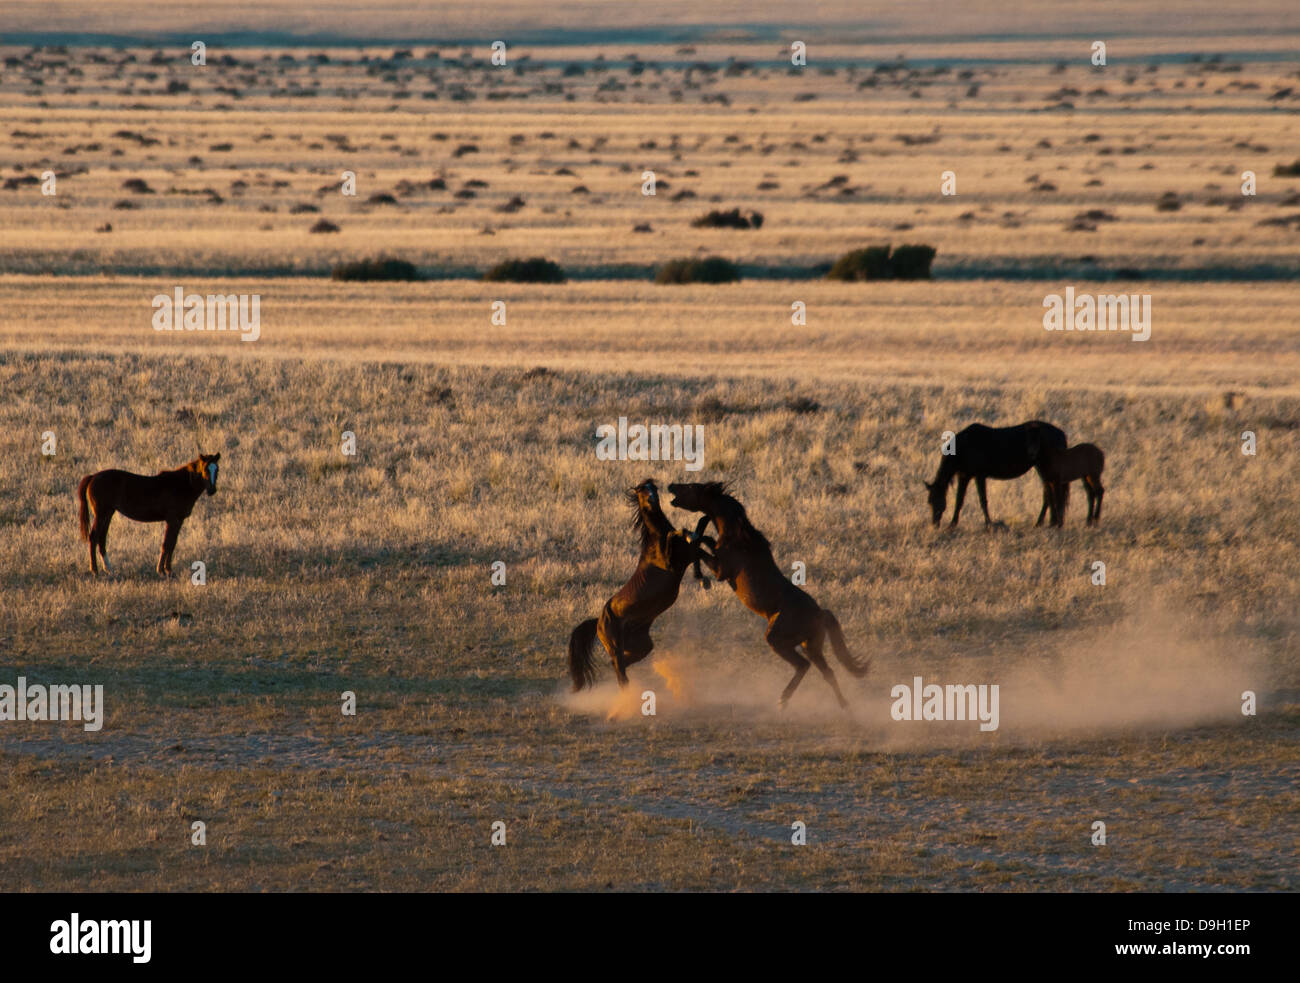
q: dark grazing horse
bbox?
[77,454,220,576]
[923,421,1066,528]
[1037,442,1106,526]
[667,481,869,709]
[568,479,714,691]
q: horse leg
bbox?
[598,614,629,687]
[87,514,100,576]
[803,627,849,710]
[1055,482,1069,527]
[96,510,113,572]
[766,616,810,708]
[1035,482,1051,527]
[950,474,971,527]
[158,519,181,577]
[1086,476,1104,524]
[623,628,654,672]
[88,505,112,575]
[974,476,993,526]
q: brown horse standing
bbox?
[1037,442,1106,526]
[77,454,220,576]
[667,481,869,709]
[568,479,713,691]
[924,421,1066,528]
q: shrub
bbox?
[483,257,566,283]
[826,244,936,281]
[309,218,340,233]
[654,256,740,284]
[890,244,938,280]
[331,256,419,281]
[1273,159,1300,177]
[826,246,892,281]
[691,207,761,229]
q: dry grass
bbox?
[0,285,1296,890]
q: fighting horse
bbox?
[568,479,713,691]
[667,481,869,709]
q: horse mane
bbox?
[931,454,958,489]
[627,485,669,550]
[699,482,773,555]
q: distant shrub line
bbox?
[329,245,938,284]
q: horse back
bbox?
[956,421,1063,479]
[86,468,195,522]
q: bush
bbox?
[654,256,740,284]
[483,257,566,283]
[331,256,420,281]
[691,207,762,229]
[1273,159,1300,177]
[890,244,938,280]
[826,246,892,281]
[826,244,936,281]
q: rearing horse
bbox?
[667,481,869,709]
[568,479,713,691]
[77,454,220,576]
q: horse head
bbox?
[923,478,946,527]
[628,477,665,518]
[667,480,727,516]
[195,452,221,495]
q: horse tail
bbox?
[821,609,870,678]
[568,618,601,691]
[77,475,93,542]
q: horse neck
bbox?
[933,454,958,487]
[638,503,672,549]
[711,503,750,548]
[167,463,206,497]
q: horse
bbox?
[923,421,1066,528]
[666,481,869,709]
[1036,442,1106,526]
[77,454,220,576]
[568,479,714,691]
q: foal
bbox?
[77,454,221,576]
[1036,443,1106,525]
